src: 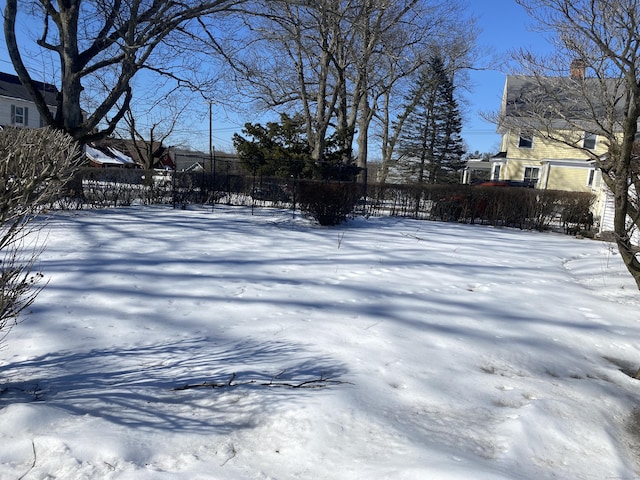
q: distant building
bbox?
[95,137,174,170]
[0,71,57,128]
[461,158,492,185]
[170,148,245,175]
[85,144,137,168]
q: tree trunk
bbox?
[612,143,640,289]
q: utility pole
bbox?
[208,101,214,205]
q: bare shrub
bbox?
[558,191,595,235]
[0,127,82,347]
[80,168,143,207]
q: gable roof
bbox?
[0,71,58,106]
[85,144,136,167]
[501,75,625,128]
[97,137,170,168]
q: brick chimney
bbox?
[570,59,586,80]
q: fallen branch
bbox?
[171,371,352,391]
[17,440,36,480]
[402,231,426,242]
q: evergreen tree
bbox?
[233,114,360,181]
[395,55,466,184]
[233,114,310,178]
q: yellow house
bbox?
[492,75,610,190]
[486,72,629,234]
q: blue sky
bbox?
[0,1,547,156]
[462,0,546,154]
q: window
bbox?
[492,165,501,180]
[523,166,539,184]
[518,131,533,148]
[587,169,595,187]
[583,132,597,150]
[11,105,28,126]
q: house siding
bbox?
[497,128,611,190]
[505,130,541,160]
[545,165,592,192]
[502,158,539,182]
[0,72,58,128]
[505,129,608,161]
[0,96,56,128]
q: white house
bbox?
[0,71,58,128]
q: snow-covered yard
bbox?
[1,205,639,479]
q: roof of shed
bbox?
[85,144,136,166]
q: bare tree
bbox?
[0,127,82,347]
[239,0,344,163]
[122,110,168,171]
[375,28,479,184]
[226,0,471,173]
[499,0,640,289]
[3,0,247,144]
[120,83,191,170]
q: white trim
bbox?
[491,162,504,180]
[540,159,594,168]
[523,165,540,184]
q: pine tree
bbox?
[232,113,310,178]
[395,55,466,184]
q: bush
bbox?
[81,168,141,207]
[296,181,364,226]
[0,127,82,347]
[363,183,595,232]
[558,191,595,235]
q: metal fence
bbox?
[58,167,595,234]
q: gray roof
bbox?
[503,75,624,124]
[0,71,58,106]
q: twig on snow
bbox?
[402,231,425,242]
[171,371,352,391]
[17,440,36,480]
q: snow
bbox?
[1,205,640,479]
[85,145,135,166]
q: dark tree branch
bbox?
[172,371,353,391]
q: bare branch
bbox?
[172,371,353,391]
[508,0,640,288]
[0,127,82,348]
[3,0,249,142]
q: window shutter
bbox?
[24,107,29,126]
[11,105,15,125]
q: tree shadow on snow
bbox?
[0,336,349,434]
